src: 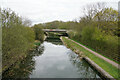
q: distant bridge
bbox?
[43,29,68,37]
[42,29,67,33]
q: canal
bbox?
[2,38,102,78]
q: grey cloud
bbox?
[0,0,119,25]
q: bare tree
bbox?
[81,2,106,29]
[22,18,32,27]
[82,2,106,22]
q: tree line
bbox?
[1,8,44,72]
[69,3,119,62]
[34,3,119,62]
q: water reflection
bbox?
[45,37,63,45]
[29,41,101,78]
[2,39,102,78]
[2,45,44,78]
[67,50,101,78]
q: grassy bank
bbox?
[62,37,119,78]
[71,39,120,65]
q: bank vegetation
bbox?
[61,37,119,78]
[1,8,44,72]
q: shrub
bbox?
[1,8,35,71]
[32,25,44,42]
[81,26,119,61]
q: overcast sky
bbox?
[0,0,119,25]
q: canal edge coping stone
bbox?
[84,57,114,79]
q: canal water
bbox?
[2,38,102,78]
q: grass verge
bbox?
[71,38,120,65]
[62,37,119,78]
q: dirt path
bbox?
[65,37,120,69]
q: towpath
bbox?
[65,37,120,69]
